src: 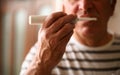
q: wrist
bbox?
[34,55,52,75]
[25,56,52,75]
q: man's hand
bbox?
[26,12,76,75]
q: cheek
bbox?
[65,8,72,14]
[64,5,77,14]
[96,5,112,21]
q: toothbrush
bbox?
[29,15,97,25]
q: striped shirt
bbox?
[20,34,120,75]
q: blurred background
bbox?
[0,0,120,75]
[0,0,56,75]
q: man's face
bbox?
[63,0,116,37]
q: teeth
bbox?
[29,15,97,25]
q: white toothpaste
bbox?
[29,15,97,25]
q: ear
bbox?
[111,0,116,11]
[110,0,116,15]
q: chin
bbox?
[79,21,97,31]
[76,21,102,35]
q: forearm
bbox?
[25,56,52,75]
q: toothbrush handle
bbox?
[29,15,97,25]
[29,15,47,25]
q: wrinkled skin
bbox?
[37,12,76,71]
[25,12,76,75]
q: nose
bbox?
[77,0,93,13]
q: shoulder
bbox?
[114,33,120,40]
[111,33,120,46]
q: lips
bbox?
[76,10,99,26]
[76,10,99,18]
